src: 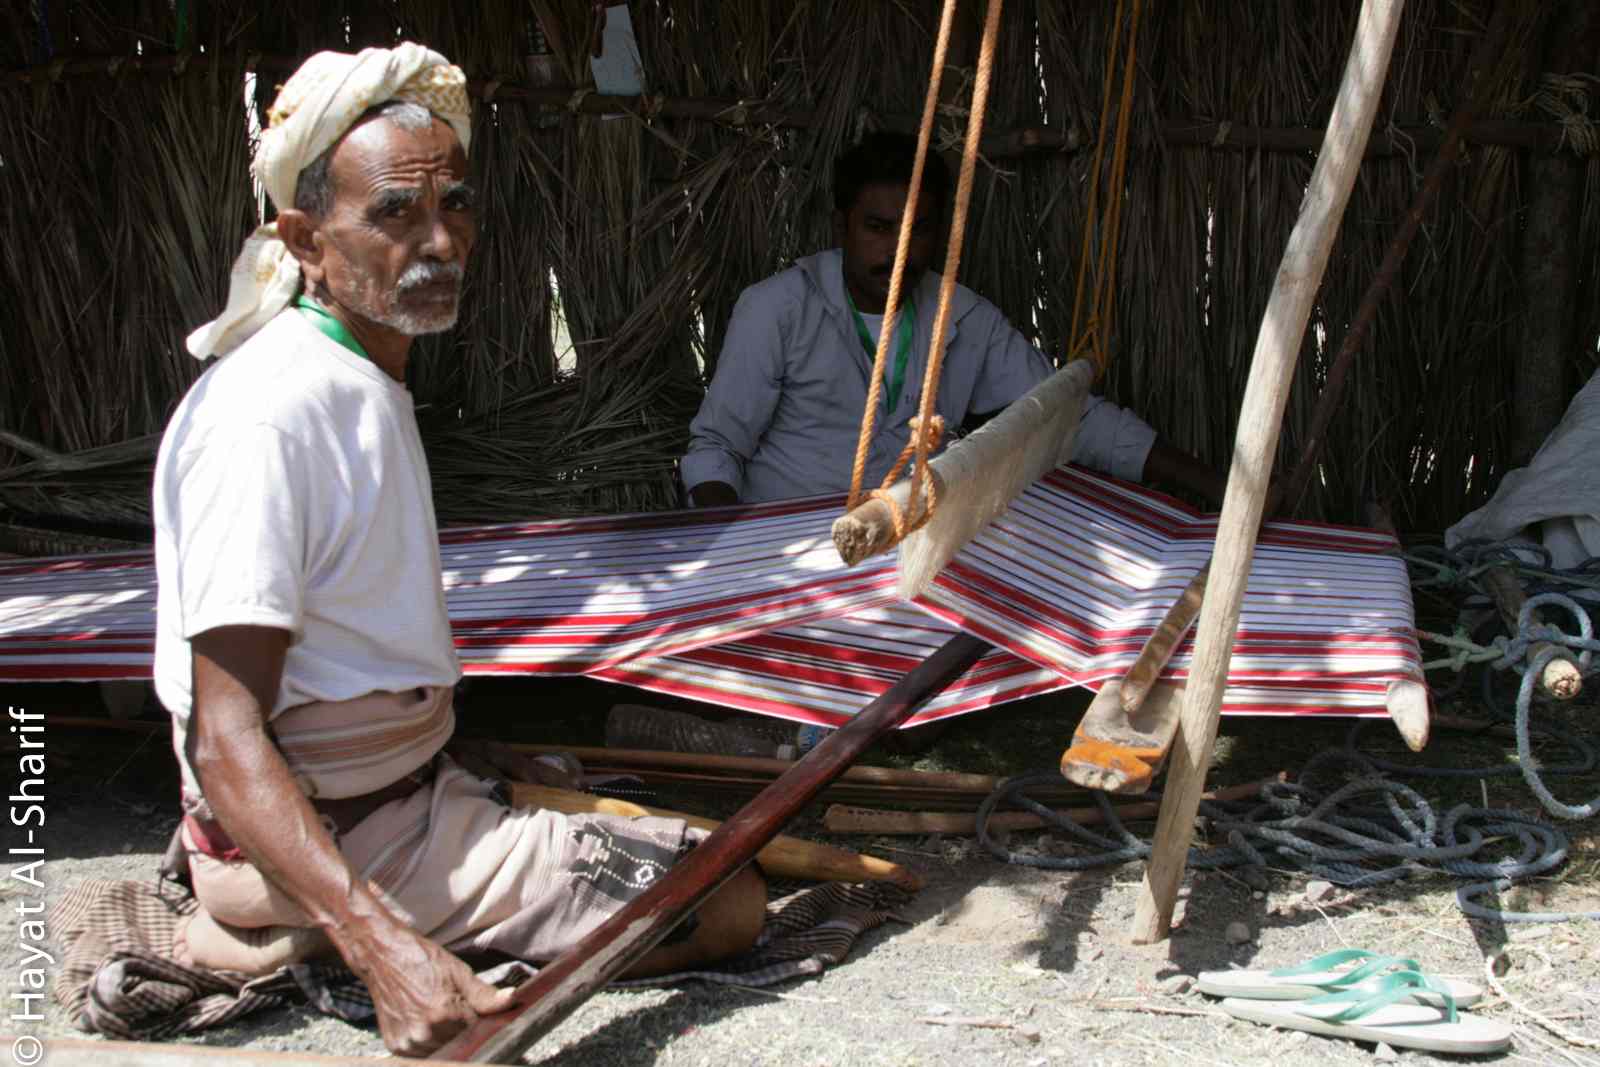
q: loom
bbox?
[0,442,1424,735]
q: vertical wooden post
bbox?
[1512,0,1599,465]
[1127,0,1406,944]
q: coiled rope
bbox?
[978,541,1600,924]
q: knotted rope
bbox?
[844,0,1005,547]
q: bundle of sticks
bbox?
[510,742,1093,811]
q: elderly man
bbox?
[682,132,1224,507]
[156,44,763,1057]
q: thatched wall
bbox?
[1,1,1596,532]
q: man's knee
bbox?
[708,863,767,956]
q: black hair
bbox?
[832,130,950,215]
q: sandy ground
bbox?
[13,680,1600,1066]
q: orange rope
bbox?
[844,0,962,512]
[882,0,1007,539]
[844,0,1008,547]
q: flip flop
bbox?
[1196,949,1483,1007]
[1220,972,1512,1055]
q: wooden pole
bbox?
[1480,564,1584,700]
[1512,1,1598,465]
[434,633,988,1064]
[832,360,1094,578]
[510,783,924,889]
[821,775,1283,835]
[1112,2,1515,722]
[509,744,1019,792]
[1127,0,1406,945]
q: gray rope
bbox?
[976,543,1600,924]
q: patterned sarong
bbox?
[50,876,910,1041]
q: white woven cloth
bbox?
[1448,368,1600,569]
[186,43,472,360]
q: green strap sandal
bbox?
[1196,949,1483,1007]
[1220,971,1510,1055]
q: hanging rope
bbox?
[844,0,1006,548]
[843,0,961,514]
[1067,0,1145,377]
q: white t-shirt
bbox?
[153,311,460,797]
[857,311,883,346]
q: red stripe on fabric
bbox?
[438,494,845,544]
[0,664,153,680]
[452,571,893,634]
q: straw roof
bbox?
[1,0,1595,531]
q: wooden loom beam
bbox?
[1127,0,1406,945]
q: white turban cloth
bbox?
[186,42,472,360]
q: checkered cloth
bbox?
[50,877,910,1041]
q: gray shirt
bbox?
[682,249,1156,503]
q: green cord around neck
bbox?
[845,281,916,416]
[294,295,370,363]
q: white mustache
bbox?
[397,262,464,293]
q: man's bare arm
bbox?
[188,625,513,1056]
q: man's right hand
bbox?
[336,913,516,1057]
[689,480,739,508]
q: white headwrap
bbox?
[187,42,472,360]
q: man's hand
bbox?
[336,912,516,1057]
[689,480,739,508]
[1140,438,1228,510]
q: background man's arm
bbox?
[972,309,1227,509]
[188,625,513,1057]
[681,288,791,506]
[1141,438,1227,509]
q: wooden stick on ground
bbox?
[435,633,989,1063]
[1127,0,1406,945]
[510,743,1021,792]
[511,782,924,889]
[822,775,1282,835]
[1480,564,1583,700]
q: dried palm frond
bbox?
[0,0,1593,537]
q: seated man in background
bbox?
[682,131,1223,508]
[159,44,763,1059]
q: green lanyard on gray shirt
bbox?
[845,285,916,415]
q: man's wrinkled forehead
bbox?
[329,112,469,199]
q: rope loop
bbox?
[844,0,1005,547]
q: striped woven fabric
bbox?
[438,496,894,671]
[914,467,1420,716]
[0,466,1420,723]
[594,604,1071,729]
[0,494,894,681]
